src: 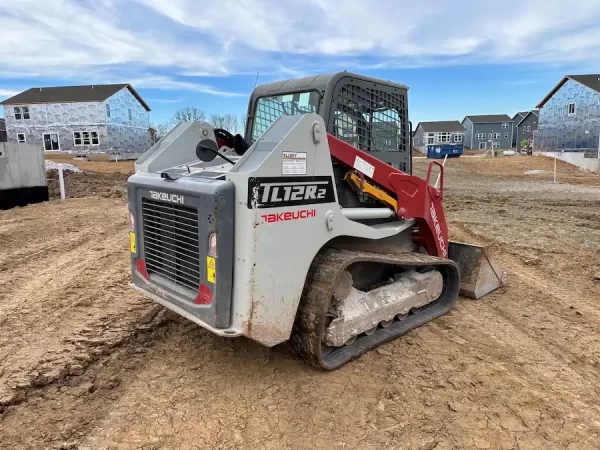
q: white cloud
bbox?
[0,89,20,99]
[0,0,599,91]
[128,76,247,97]
[136,0,600,63]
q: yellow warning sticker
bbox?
[129,231,136,253]
[206,256,216,283]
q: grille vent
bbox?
[141,199,200,292]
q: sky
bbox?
[1,0,600,127]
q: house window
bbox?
[17,133,26,143]
[128,108,133,123]
[568,103,576,115]
[502,123,509,128]
[14,106,30,120]
[475,133,486,140]
[43,133,60,151]
[106,104,111,118]
[491,141,500,149]
[438,132,451,143]
[74,131,100,146]
[490,133,500,139]
[504,132,509,139]
[523,128,527,135]
[427,137,434,145]
[479,142,487,150]
[526,125,531,132]
[453,134,463,143]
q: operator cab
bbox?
[240,71,412,174]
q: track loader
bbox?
[127,72,505,370]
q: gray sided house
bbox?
[535,74,600,153]
[413,121,465,152]
[514,110,539,147]
[462,114,513,150]
[0,84,151,153]
[511,111,528,146]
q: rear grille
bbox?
[141,198,200,292]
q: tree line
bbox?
[151,107,246,141]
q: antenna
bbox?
[254,72,260,89]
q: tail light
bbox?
[208,233,217,255]
[194,283,213,304]
[136,259,149,280]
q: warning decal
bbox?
[206,256,216,283]
[129,232,136,253]
[282,152,307,175]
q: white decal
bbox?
[282,152,307,175]
[353,156,375,178]
[429,203,447,257]
[149,191,185,204]
[260,181,328,203]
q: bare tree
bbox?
[172,107,206,125]
[150,122,173,141]
[239,113,247,134]
[210,113,244,135]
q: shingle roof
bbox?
[516,110,540,126]
[464,114,512,124]
[568,75,600,95]
[537,75,600,108]
[417,121,465,133]
[0,84,150,111]
[512,111,528,121]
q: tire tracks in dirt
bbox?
[0,198,169,449]
[1,159,600,450]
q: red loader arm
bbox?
[327,134,449,258]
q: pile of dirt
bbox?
[45,154,135,174]
[46,169,129,200]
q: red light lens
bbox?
[194,283,213,305]
[136,259,150,280]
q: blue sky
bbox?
[1,0,600,127]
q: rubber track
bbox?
[290,248,461,370]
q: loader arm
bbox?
[327,134,449,258]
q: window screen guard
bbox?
[251,91,320,142]
[331,82,407,156]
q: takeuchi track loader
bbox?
[127,72,505,370]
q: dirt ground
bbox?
[1,155,599,450]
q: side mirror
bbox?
[195,139,219,162]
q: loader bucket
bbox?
[448,241,506,299]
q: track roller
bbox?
[290,248,461,370]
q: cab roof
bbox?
[250,71,409,98]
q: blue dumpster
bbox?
[426,144,464,159]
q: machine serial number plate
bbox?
[282,152,307,175]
